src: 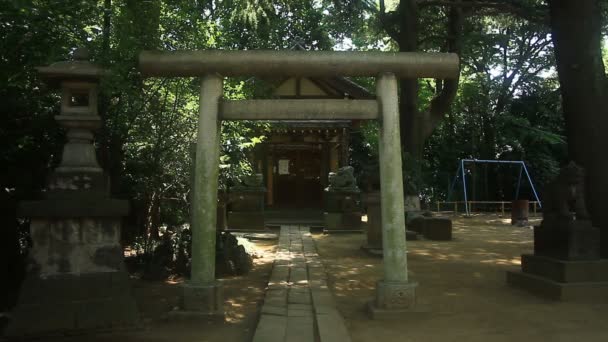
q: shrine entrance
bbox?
[138,49,459,317]
[274,146,323,208]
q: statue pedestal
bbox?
[227,187,266,231]
[362,192,382,252]
[323,190,362,233]
[507,255,608,301]
[534,220,600,260]
[508,220,608,301]
[323,212,363,233]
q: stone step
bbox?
[507,270,608,301]
[520,254,608,283]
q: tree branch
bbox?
[379,0,401,42]
[416,0,548,24]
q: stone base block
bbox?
[534,221,600,260]
[367,301,430,320]
[180,281,224,316]
[368,280,418,317]
[316,310,352,342]
[407,216,452,240]
[423,218,452,241]
[407,215,426,234]
[323,212,362,233]
[4,271,138,337]
[324,191,361,213]
[227,211,265,231]
[368,280,425,319]
[228,190,265,212]
[361,244,383,256]
[507,270,608,301]
[520,254,608,283]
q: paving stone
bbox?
[261,304,287,316]
[285,316,315,342]
[289,303,313,311]
[308,269,327,282]
[317,311,352,342]
[270,267,289,283]
[264,289,288,307]
[311,288,337,314]
[253,314,287,342]
[291,258,307,266]
[253,225,351,342]
[290,267,308,285]
[309,279,328,289]
[288,287,311,304]
[288,304,314,317]
[276,251,290,258]
[267,281,290,290]
[275,259,290,266]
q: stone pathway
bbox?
[252,226,351,342]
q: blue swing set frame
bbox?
[448,159,542,216]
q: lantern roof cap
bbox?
[36,48,105,85]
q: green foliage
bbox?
[1,0,569,237]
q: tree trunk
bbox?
[399,0,463,158]
[548,0,608,257]
[145,191,161,240]
[398,0,422,156]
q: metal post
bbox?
[447,163,462,202]
[522,163,542,208]
[370,72,417,316]
[461,159,469,215]
[515,163,523,199]
[183,74,223,315]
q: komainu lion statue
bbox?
[542,162,590,221]
[327,166,358,191]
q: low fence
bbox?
[434,201,541,216]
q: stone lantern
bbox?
[5,48,138,337]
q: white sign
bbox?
[278,159,290,175]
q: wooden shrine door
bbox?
[274,147,322,208]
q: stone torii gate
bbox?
[139,50,459,317]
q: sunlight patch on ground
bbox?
[479,257,522,266]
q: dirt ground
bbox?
[314,214,608,342]
[7,215,608,342]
